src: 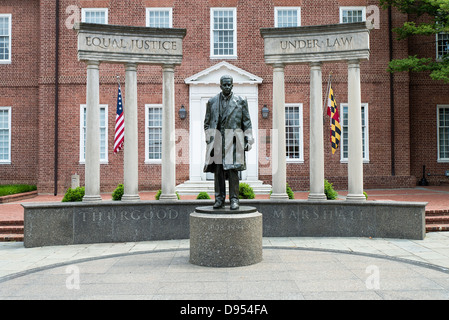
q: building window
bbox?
[275,7,301,27]
[438,105,449,162]
[146,8,173,28]
[340,103,369,162]
[81,8,108,24]
[0,14,11,63]
[340,7,366,23]
[80,105,108,164]
[437,32,449,60]
[285,104,304,162]
[210,8,237,59]
[145,105,163,163]
[0,107,11,163]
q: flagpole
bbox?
[323,73,332,115]
[328,74,332,130]
[114,75,125,155]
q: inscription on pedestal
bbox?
[271,208,366,221]
[79,208,179,222]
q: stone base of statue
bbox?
[189,206,262,268]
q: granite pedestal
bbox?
[189,206,263,268]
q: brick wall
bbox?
[0,0,433,194]
[0,0,39,185]
[407,14,449,186]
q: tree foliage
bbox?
[380,0,449,83]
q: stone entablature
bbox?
[75,23,186,202]
[260,22,371,65]
[74,22,186,65]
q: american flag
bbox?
[114,84,124,154]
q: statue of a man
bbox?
[203,75,254,210]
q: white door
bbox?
[200,97,214,181]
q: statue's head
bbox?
[220,75,233,96]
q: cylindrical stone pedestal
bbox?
[190,206,263,268]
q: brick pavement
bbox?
[1,186,448,223]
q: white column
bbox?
[160,64,178,200]
[270,63,288,200]
[122,63,140,201]
[308,62,326,201]
[83,60,102,202]
[347,59,366,201]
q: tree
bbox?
[380,0,449,83]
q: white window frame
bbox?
[145,104,163,164]
[210,7,237,59]
[0,14,12,64]
[146,8,173,28]
[340,103,369,163]
[81,8,108,24]
[0,106,11,164]
[274,7,301,28]
[437,105,449,162]
[80,104,108,164]
[339,6,366,23]
[285,103,304,163]
[436,32,449,60]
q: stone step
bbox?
[0,234,23,242]
[0,220,24,226]
[0,220,24,242]
[426,210,449,217]
[426,224,449,232]
[0,225,24,234]
[426,215,449,224]
[425,210,449,233]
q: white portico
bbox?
[176,62,271,194]
[75,23,186,202]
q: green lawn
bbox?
[0,184,37,197]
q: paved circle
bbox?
[1,248,448,300]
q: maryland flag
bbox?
[326,85,341,155]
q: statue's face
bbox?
[220,78,233,96]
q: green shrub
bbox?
[0,184,37,197]
[155,189,180,200]
[363,191,368,200]
[112,184,124,201]
[62,187,85,202]
[239,182,255,199]
[286,183,295,199]
[196,192,211,200]
[324,180,338,200]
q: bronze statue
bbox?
[204,75,254,210]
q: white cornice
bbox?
[185,61,263,85]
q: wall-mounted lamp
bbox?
[261,105,269,119]
[179,105,187,120]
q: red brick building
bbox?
[0,0,448,195]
